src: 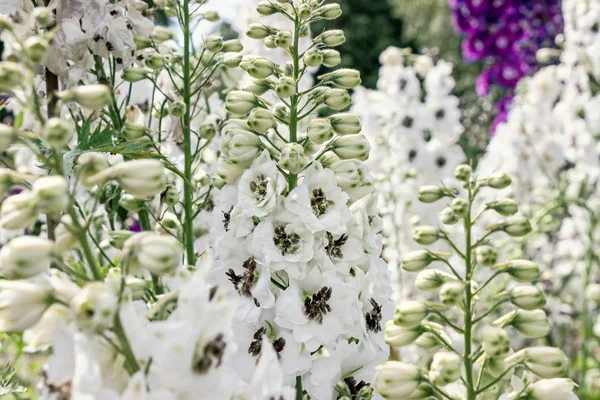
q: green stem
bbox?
[580,217,597,396]
[113,313,140,374]
[463,183,476,400]
[295,376,303,400]
[287,13,301,191]
[67,206,103,280]
[181,0,197,266]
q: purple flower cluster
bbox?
[449,0,563,133]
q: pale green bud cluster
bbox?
[379,166,568,399]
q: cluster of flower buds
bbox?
[374,165,576,399]
[211,1,391,399]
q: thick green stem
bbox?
[181,0,197,266]
[113,313,140,374]
[295,376,303,400]
[67,207,103,281]
[463,183,476,400]
[287,15,301,191]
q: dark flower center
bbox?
[250,174,269,200]
[402,116,414,128]
[304,286,333,324]
[435,109,446,120]
[248,327,286,360]
[311,188,334,217]
[192,334,226,374]
[326,232,348,260]
[226,257,258,300]
[222,206,233,232]
[365,298,383,333]
[273,225,301,255]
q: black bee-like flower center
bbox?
[273,225,301,255]
[226,257,258,300]
[250,174,269,201]
[248,327,286,360]
[326,232,348,260]
[304,286,333,324]
[311,188,334,217]
[365,298,383,333]
[192,334,226,374]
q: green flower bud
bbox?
[454,164,472,182]
[263,35,277,49]
[274,30,293,48]
[246,23,271,39]
[32,7,54,28]
[169,100,187,117]
[401,250,437,272]
[122,123,147,140]
[440,207,460,225]
[385,320,422,347]
[328,113,362,135]
[332,134,370,161]
[42,117,73,148]
[297,4,312,19]
[304,49,323,67]
[316,4,342,19]
[324,88,352,110]
[204,35,224,52]
[429,352,461,386]
[122,67,150,83]
[481,327,511,357]
[506,347,569,379]
[241,56,274,79]
[247,108,276,133]
[439,281,464,306]
[451,198,469,217]
[24,37,49,64]
[488,199,519,216]
[273,103,289,121]
[486,172,512,189]
[32,176,69,216]
[225,91,259,116]
[0,62,23,88]
[109,230,134,249]
[308,118,335,144]
[68,85,112,109]
[494,309,550,338]
[322,49,342,67]
[151,26,176,43]
[394,301,428,328]
[510,285,546,310]
[319,68,362,89]
[257,1,281,16]
[418,185,446,203]
[505,260,540,282]
[222,53,243,68]
[475,245,497,266]
[145,53,165,70]
[222,39,243,53]
[134,36,153,50]
[163,185,179,207]
[374,362,422,399]
[203,10,219,21]
[278,143,308,174]
[502,216,532,237]
[275,76,297,98]
[413,225,440,245]
[317,30,346,47]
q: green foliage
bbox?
[312,0,412,89]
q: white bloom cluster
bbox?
[210,2,392,399]
[351,46,464,300]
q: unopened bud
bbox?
[145,53,165,69]
[248,108,276,133]
[274,30,293,48]
[319,69,361,89]
[429,352,461,386]
[122,232,182,275]
[394,301,427,328]
[304,49,323,67]
[0,236,54,279]
[475,245,497,266]
[308,118,334,144]
[439,281,464,306]
[222,39,243,53]
[328,113,362,135]
[222,53,243,68]
[317,30,346,47]
[506,347,568,378]
[24,37,49,64]
[488,199,519,216]
[164,185,179,207]
[316,4,342,19]
[257,1,280,15]
[205,36,224,53]
[494,309,550,338]
[374,362,422,399]
[454,164,472,182]
[401,250,439,272]
[322,49,342,67]
[510,285,546,310]
[413,225,440,245]
[495,259,540,282]
[33,7,54,28]
[151,26,175,43]
[440,207,459,225]
[385,320,422,347]
[108,230,134,249]
[0,192,38,230]
[450,198,468,217]
[42,117,73,148]
[332,134,370,161]
[71,282,117,332]
[122,123,147,140]
[482,327,511,357]
[225,91,260,116]
[486,172,512,189]
[246,24,271,40]
[275,76,297,98]
[418,185,446,203]
[203,9,219,21]
[112,160,167,198]
[66,85,112,109]
[0,62,23,88]
[415,269,453,291]
[279,143,308,174]
[169,100,187,117]
[32,176,69,215]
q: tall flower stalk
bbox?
[375,165,576,399]
[213,1,391,399]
